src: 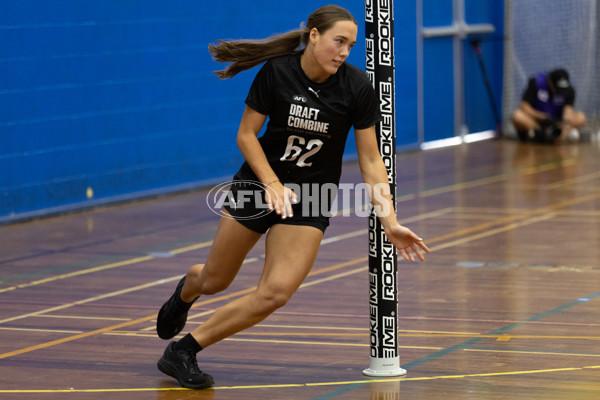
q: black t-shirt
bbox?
[237,52,381,186]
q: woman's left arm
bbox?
[355,126,430,262]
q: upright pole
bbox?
[364,0,405,377]
[470,39,503,136]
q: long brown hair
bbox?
[209,5,357,79]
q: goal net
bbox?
[502,0,600,139]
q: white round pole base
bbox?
[363,367,407,377]
[363,357,407,377]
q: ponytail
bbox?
[209,29,308,79]
[209,5,357,79]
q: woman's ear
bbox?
[309,27,320,45]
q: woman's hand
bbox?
[264,181,297,219]
[385,224,430,262]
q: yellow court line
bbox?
[0,204,443,295]
[419,175,507,197]
[0,156,591,296]
[0,276,181,325]
[236,338,444,351]
[137,266,367,332]
[169,240,213,254]
[0,316,156,360]
[32,314,131,321]
[0,327,83,334]
[1,364,597,393]
[258,324,368,331]
[103,330,600,343]
[224,332,600,341]
[397,333,600,341]
[300,266,366,288]
[0,195,595,359]
[426,191,600,246]
[2,188,599,360]
[0,255,155,294]
[223,338,368,347]
[427,191,600,250]
[235,324,481,336]
[232,332,367,337]
[0,256,371,360]
[2,186,596,296]
[519,158,576,175]
[0,236,361,295]
[428,213,556,252]
[545,169,600,190]
[100,331,444,351]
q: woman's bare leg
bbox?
[180,213,263,302]
[188,224,323,348]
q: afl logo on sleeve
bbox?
[293,95,308,103]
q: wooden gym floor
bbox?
[1,138,599,399]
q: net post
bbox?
[363,0,406,377]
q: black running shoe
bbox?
[157,342,214,389]
[157,276,197,340]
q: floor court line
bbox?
[137,266,369,332]
[0,256,371,360]
[1,193,597,360]
[31,314,131,321]
[398,315,600,328]
[400,290,600,371]
[312,289,600,400]
[0,154,586,289]
[1,364,597,394]
[100,331,445,351]
[0,276,182,324]
[0,255,156,294]
[3,185,596,296]
[0,205,535,339]
[6,321,600,358]
[465,348,600,358]
[0,206,450,295]
[2,186,599,395]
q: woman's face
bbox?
[309,20,357,79]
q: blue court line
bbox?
[466,347,600,357]
[312,289,600,400]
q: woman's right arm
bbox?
[236,105,297,218]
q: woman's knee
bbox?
[253,286,294,315]
[186,264,233,295]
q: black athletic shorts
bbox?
[222,177,330,234]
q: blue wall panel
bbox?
[394,0,419,149]
[423,37,455,142]
[464,0,504,133]
[420,0,504,141]
[0,1,373,221]
[422,0,454,26]
[1,1,500,222]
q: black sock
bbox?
[174,285,198,312]
[174,295,195,312]
[173,333,203,353]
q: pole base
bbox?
[363,357,407,377]
[363,367,407,377]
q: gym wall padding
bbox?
[1,1,501,223]
[0,2,368,221]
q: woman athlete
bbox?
[155,4,429,389]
